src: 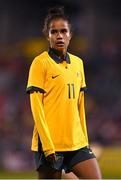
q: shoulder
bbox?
[30,51,49,69]
[32,51,48,64]
[68,52,84,66]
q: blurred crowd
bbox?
[85,40,121,145]
[0,0,120,174]
[0,52,34,170]
[0,38,120,171]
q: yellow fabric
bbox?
[30,92,55,156]
[27,55,46,90]
[27,51,88,155]
[78,92,88,143]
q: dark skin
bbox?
[38,18,102,179]
[47,18,71,58]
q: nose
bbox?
[57,32,63,39]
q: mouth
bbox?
[56,41,64,47]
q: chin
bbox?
[55,47,65,52]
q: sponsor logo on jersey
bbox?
[52,75,60,79]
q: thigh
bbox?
[62,171,78,179]
[34,151,63,179]
[38,165,62,179]
[72,158,102,179]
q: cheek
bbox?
[66,33,71,41]
[48,36,54,44]
[66,36,71,44]
[48,32,54,42]
[48,31,51,38]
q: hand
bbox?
[46,153,57,163]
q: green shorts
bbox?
[34,146,96,173]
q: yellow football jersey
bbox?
[26,49,88,156]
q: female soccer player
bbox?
[26,7,102,179]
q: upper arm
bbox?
[26,58,46,94]
[80,60,87,92]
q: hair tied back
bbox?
[49,7,64,16]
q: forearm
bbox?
[30,91,55,156]
[78,92,88,142]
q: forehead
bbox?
[49,19,70,30]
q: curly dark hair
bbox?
[43,7,71,36]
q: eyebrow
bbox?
[50,28,69,34]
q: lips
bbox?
[56,41,64,46]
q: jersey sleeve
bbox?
[78,60,88,143]
[80,60,87,92]
[78,92,88,143]
[26,57,46,94]
[30,91,55,157]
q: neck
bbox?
[50,48,67,59]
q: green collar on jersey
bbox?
[48,48,70,64]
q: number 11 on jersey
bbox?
[67,83,75,99]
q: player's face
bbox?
[47,19,71,53]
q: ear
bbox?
[70,32,72,40]
[45,31,50,41]
[46,34,50,41]
[68,32,72,41]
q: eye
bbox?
[50,29,58,34]
[61,28,68,33]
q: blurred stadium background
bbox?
[0,0,121,179]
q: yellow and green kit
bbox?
[26,49,88,157]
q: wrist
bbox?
[44,149,55,157]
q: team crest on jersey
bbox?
[77,71,81,77]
